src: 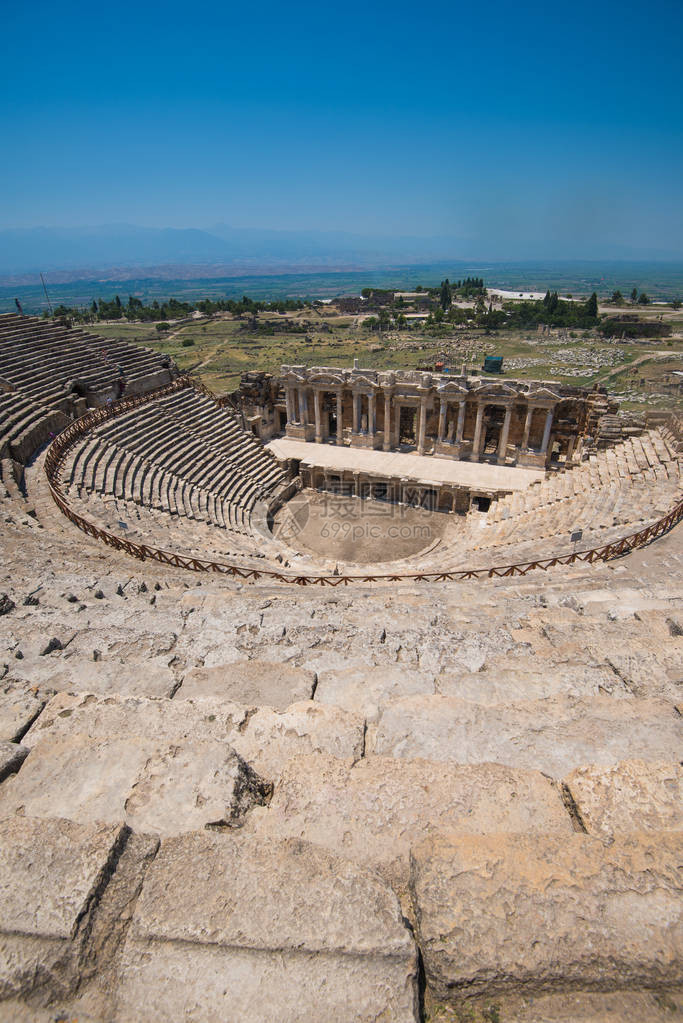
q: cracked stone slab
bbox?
[0,816,128,1004]
[177,660,316,710]
[228,700,365,778]
[0,678,54,742]
[313,665,436,722]
[373,694,682,776]
[0,740,29,783]
[22,691,365,782]
[564,759,683,838]
[114,831,419,1023]
[434,663,631,704]
[0,734,271,837]
[410,830,683,1004]
[244,754,572,891]
[22,691,249,749]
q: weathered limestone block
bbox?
[0,817,127,1004]
[24,692,365,781]
[435,663,630,704]
[114,831,420,1023]
[0,735,270,837]
[373,694,682,776]
[43,658,178,700]
[0,740,28,783]
[314,665,436,721]
[22,691,248,749]
[178,660,316,709]
[0,679,53,743]
[229,701,365,777]
[564,759,682,838]
[245,754,572,890]
[410,830,683,1003]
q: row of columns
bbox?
[286,383,555,462]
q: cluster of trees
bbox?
[502,291,600,330]
[47,294,308,325]
[610,288,651,306]
[438,277,487,310]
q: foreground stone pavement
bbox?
[0,434,681,1021]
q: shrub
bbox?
[156,322,171,333]
[181,338,195,347]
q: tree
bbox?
[671,299,682,309]
[637,292,650,305]
[631,287,638,303]
[610,290,623,305]
[439,279,452,311]
[585,292,598,318]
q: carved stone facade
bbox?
[272,365,600,469]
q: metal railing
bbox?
[44,381,683,586]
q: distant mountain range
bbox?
[2,224,680,284]
[0,224,470,280]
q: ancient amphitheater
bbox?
[0,311,681,1022]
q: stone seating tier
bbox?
[0,312,175,409]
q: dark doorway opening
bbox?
[399,407,416,445]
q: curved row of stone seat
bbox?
[92,388,283,493]
[0,388,69,463]
[59,486,302,572]
[0,312,173,407]
[466,428,682,553]
[60,387,287,555]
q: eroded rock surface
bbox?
[564,759,682,838]
[177,660,317,709]
[373,693,682,775]
[0,817,128,1004]
[410,830,683,1003]
[245,754,572,890]
[114,831,420,1023]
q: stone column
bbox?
[451,489,457,513]
[285,386,294,425]
[352,391,360,434]
[417,395,428,455]
[313,390,322,443]
[368,393,376,437]
[353,471,361,498]
[471,402,485,462]
[456,400,466,443]
[383,390,392,451]
[336,390,343,445]
[497,404,513,464]
[437,399,447,443]
[566,436,576,462]
[522,405,534,450]
[541,408,554,454]
[300,389,309,427]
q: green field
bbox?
[92,303,682,411]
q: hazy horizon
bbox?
[2,0,682,269]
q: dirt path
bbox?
[594,349,675,385]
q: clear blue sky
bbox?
[2,0,683,258]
